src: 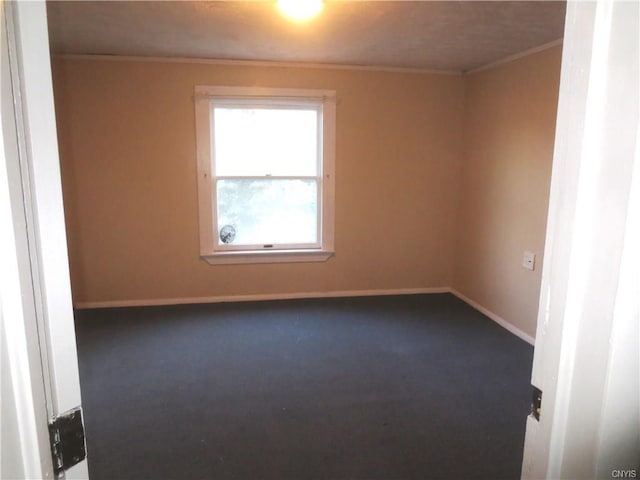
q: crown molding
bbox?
[52,53,462,76]
[464,38,564,75]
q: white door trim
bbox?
[1,1,88,478]
[523,1,640,478]
[0,1,53,477]
[10,0,82,417]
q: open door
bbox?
[1,1,88,478]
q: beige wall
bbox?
[53,48,562,334]
[453,46,562,338]
[52,59,465,304]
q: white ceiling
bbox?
[46,1,566,73]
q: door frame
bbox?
[0,0,87,478]
[522,1,639,478]
[0,0,54,475]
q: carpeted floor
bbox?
[74,293,533,480]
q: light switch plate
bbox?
[523,251,535,271]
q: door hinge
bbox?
[48,407,86,478]
[531,386,542,421]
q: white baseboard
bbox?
[74,286,534,345]
[449,288,535,345]
[73,287,450,309]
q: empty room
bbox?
[5,0,627,478]
[46,1,565,479]
[3,1,639,479]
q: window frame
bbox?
[194,86,336,265]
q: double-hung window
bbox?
[194,86,336,264]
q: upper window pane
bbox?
[213,106,319,176]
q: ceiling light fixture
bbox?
[278,0,323,21]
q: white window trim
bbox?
[194,86,336,265]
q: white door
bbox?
[1,1,88,478]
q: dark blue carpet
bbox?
[74,293,533,480]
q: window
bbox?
[194,86,336,265]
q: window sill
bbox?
[201,249,334,265]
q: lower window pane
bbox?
[217,179,318,246]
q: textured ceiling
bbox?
[47,1,566,72]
